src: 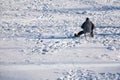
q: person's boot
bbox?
[90,31,94,37]
[74,33,80,37]
[74,31,84,37]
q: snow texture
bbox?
[0,0,120,80]
[59,68,120,80]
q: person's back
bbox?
[82,18,92,33]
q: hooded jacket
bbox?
[81,18,94,33]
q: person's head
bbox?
[86,17,89,21]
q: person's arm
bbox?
[81,22,85,29]
[91,22,95,30]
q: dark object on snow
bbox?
[74,18,95,38]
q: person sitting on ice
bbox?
[74,17,95,38]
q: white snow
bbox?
[0,0,120,80]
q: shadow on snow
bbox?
[39,36,75,39]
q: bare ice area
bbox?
[0,63,120,80]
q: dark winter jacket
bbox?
[81,18,94,33]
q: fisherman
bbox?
[74,17,95,38]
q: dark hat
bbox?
[86,17,89,20]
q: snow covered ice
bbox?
[0,0,120,80]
